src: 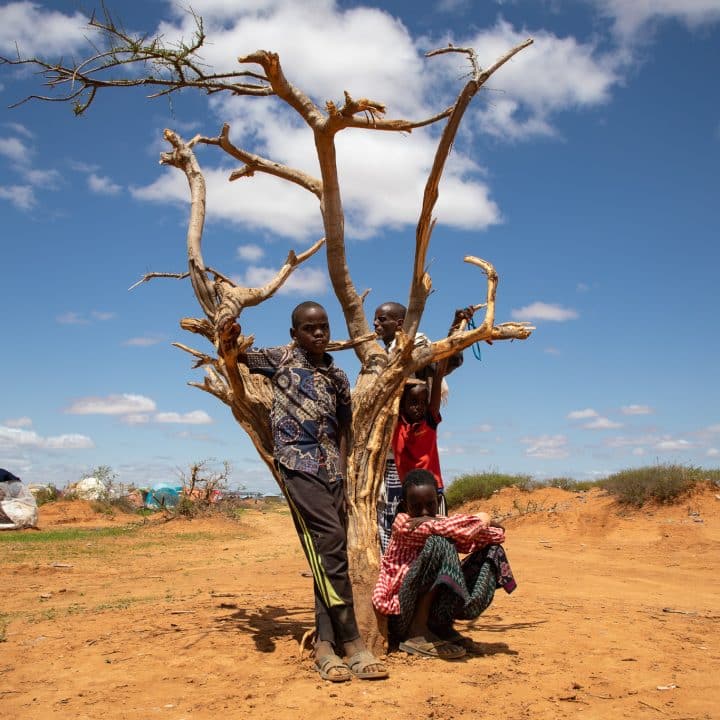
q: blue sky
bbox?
[1,0,719,493]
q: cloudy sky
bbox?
[1,0,719,493]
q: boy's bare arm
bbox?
[445,307,473,374]
[428,357,448,417]
[217,320,249,388]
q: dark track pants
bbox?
[278,464,360,646]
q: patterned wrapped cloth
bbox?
[389,535,516,641]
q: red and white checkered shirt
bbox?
[372,513,505,616]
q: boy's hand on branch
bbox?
[450,306,474,331]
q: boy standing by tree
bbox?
[219,302,387,682]
[373,302,470,551]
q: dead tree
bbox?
[2,11,534,647]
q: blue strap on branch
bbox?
[466,316,483,361]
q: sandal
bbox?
[315,653,351,683]
[345,649,389,680]
[399,636,466,659]
[429,625,485,656]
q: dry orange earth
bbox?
[2,486,718,720]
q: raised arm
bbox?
[428,357,448,418]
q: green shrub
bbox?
[89,495,139,516]
[33,485,59,506]
[600,464,705,507]
[546,477,602,492]
[445,472,532,509]
[546,477,578,491]
[571,480,602,492]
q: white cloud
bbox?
[0,136,30,162]
[544,347,560,355]
[131,3,504,239]
[707,448,719,457]
[511,302,578,322]
[154,411,213,425]
[3,416,32,428]
[57,310,114,324]
[0,184,35,210]
[621,404,653,416]
[0,425,93,450]
[56,311,88,325]
[66,394,157,415]
[576,282,590,292]
[5,121,33,138]
[44,434,94,449]
[132,168,321,240]
[583,417,623,430]
[522,434,569,459]
[237,244,265,261]
[22,167,61,188]
[593,0,720,40]
[123,335,165,347]
[121,414,150,425]
[88,173,122,195]
[0,2,90,55]
[606,434,659,449]
[452,20,618,139]
[706,424,720,433]
[632,447,645,456]
[474,423,493,433]
[235,265,329,296]
[69,160,100,173]
[568,408,598,420]
[654,438,692,452]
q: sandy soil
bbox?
[2,486,718,720]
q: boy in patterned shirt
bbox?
[219,302,387,682]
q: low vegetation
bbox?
[601,464,718,508]
[445,472,535,508]
[446,464,719,510]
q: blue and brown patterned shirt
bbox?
[245,345,352,481]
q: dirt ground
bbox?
[2,486,718,720]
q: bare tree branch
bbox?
[214,237,326,330]
[0,10,274,114]
[326,91,453,132]
[238,50,325,128]
[194,123,323,197]
[405,38,533,339]
[127,266,234,291]
[160,129,216,319]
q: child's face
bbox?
[373,304,403,345]
[291,306,330,359]
[405,484,438,518]
[401,384,428,423]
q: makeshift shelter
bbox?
[0,468,38,530]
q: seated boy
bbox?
[219,301,387,682]
[372,469,515,659]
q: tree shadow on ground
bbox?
[465,618,547,633]
[214,603,313,653]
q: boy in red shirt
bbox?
[392,360,448,514]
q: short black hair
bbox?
[291,301,326,328]
[375,301,406,320]
[401,469,436,502]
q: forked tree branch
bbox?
[404,38,533,339]
[193,123,323,197]
[412,255,534,368]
